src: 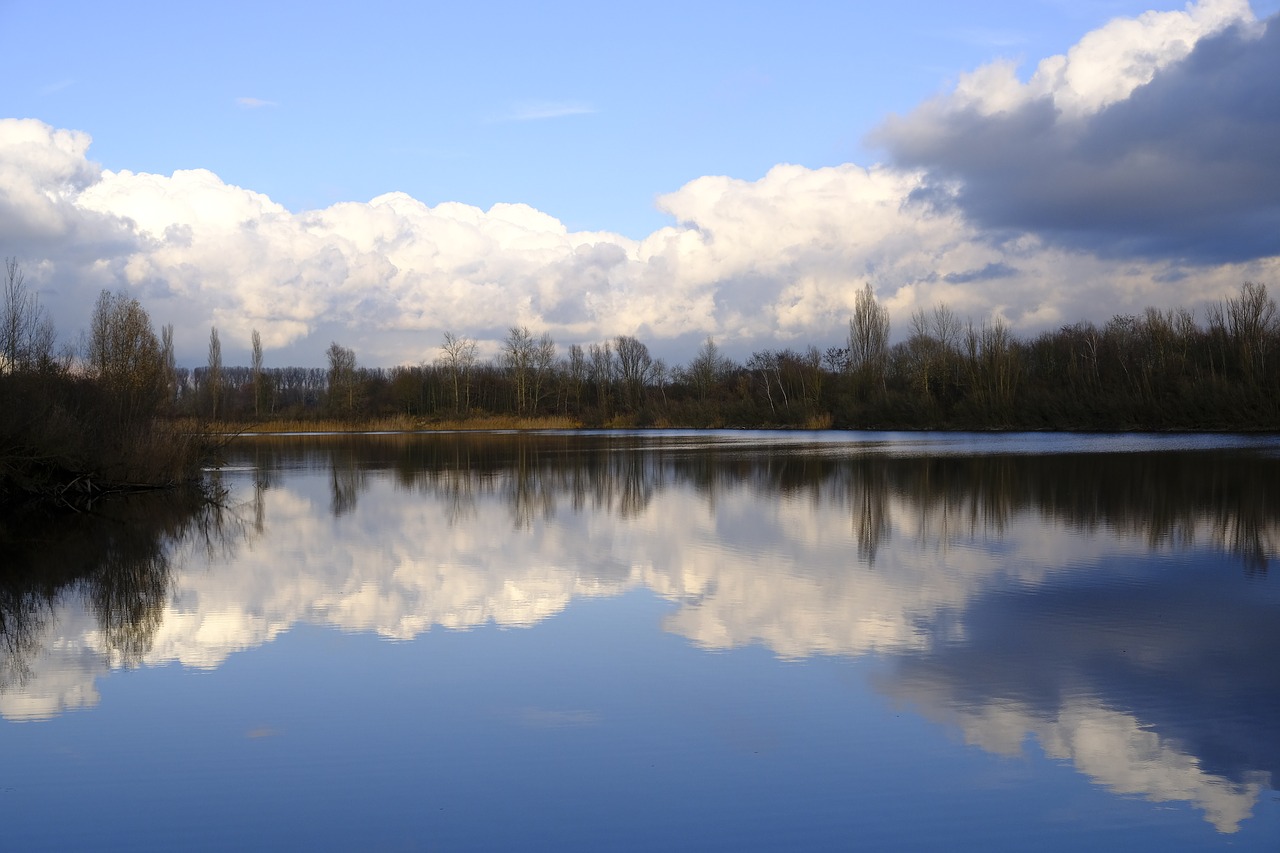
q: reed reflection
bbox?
[0,488,245,719]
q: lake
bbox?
[2,430,1278,851]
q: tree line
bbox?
[4,255,1278,509]
[183,280,1279,432]
[1,260,210,510]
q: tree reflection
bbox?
[849,458,890,566]
[505,442,556,528]
[233,433,1279,571]
[7,433,1277,832]
[85,523,171,665]
[0,487,244,679]
[0,581,50,691]
[330,465,365,516]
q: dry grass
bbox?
[221,413,583,434]
[1,376,219,511]
[804,413,835,430]
[192,413,845,437]
[425,414,581,431]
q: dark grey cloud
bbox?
[879,563,1280,792]
[875,16,1280,264]
[942,261,1018,284]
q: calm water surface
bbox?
[2,431,1279,851]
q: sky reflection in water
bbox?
[1,432,1278,850]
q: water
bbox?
[2,431,1278,851]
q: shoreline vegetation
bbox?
[173,279,1280,437]
[2,262,216,514]
[218,416,1271,436]
[3,257,1279,512]
[224,414,584,434]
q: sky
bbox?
[2,0,1278,367]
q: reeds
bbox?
[225,413,583,434]
[0,372,220,511]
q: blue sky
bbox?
[10,0,1240,236]
[2,0,1278,365]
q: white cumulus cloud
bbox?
[1,1,1277,365]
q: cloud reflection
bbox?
[2,433,1276,829]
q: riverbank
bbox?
[224,413,585,434]
[0,376,217,514]
[208,413,1273,436]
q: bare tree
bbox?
[588,340,614,411]
[251,328,264,417]
[688,336,727,402]
[566,343,587,411]
[746,350,779,414]
[802,344,824,408]
[326,341,358,417]
[651,358,669,407]
[439,331,478,414]
[530,332,556,413]
[849,282,890,390]
[160,323,177,412]
[1224,281,1277,386]
[503,326,536,413]
[614,334,652,409]
[87,289,165,422]
[207,326,223,420]
[931,303,962,352]
[904,305,958,401]
[905,308,936,398]
[964,318,1019,418]
[2,258,55,373]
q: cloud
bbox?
[236,97,277,109]
[943,261,1018,284]
[881,565,1280,832]
[889,688,1270,833]
[0,118,140,311]
[873,0,1280,263]
[2,3,1279,365]
[38,79,74,96]
[493,100,595,122]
